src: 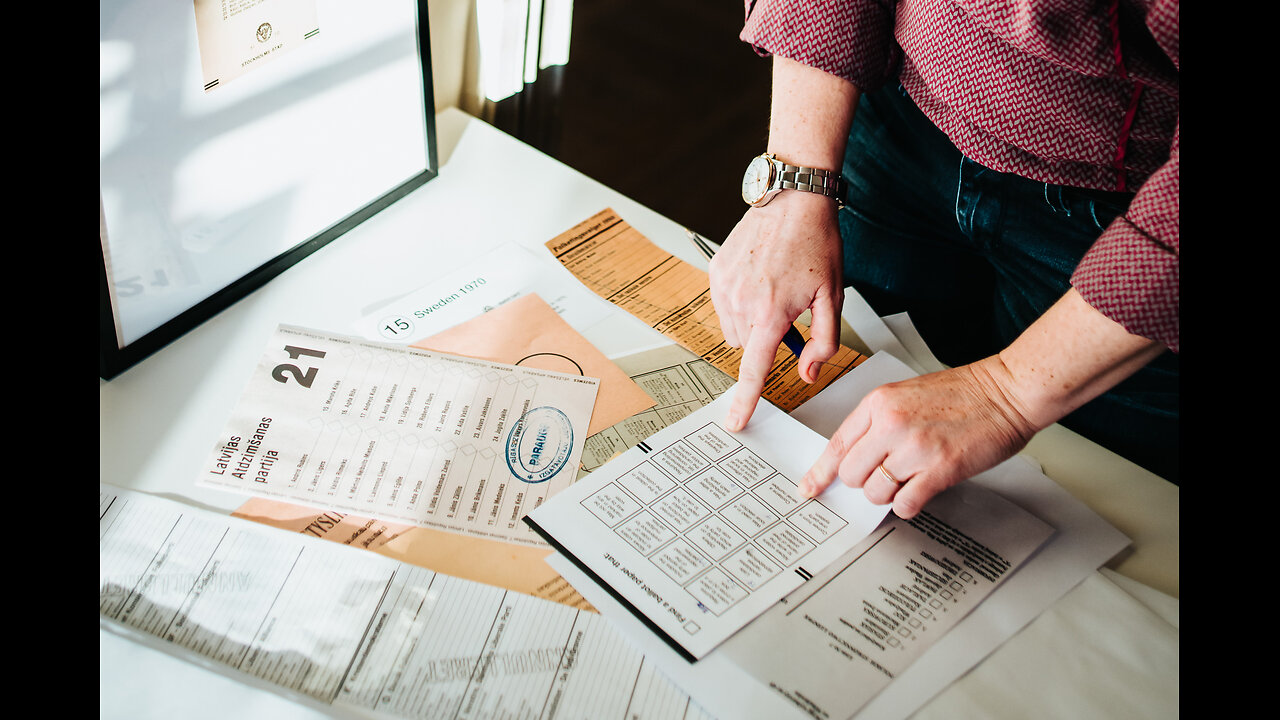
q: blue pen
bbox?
[685,228,808,359]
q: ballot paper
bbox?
[581,343,735,473]
[99,484,712,719]
[227,343,723,612]
[548,473,1054,720]
[525,390,892,661]
[197,324,599,547]
[230,341,734,614]
[547,352,1124,720]
[227,297,657,610]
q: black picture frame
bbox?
[100,0,439,379]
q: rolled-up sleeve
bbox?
[1071,121,1180,352]
[741,0,899,90]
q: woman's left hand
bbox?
[798,356,1037,519]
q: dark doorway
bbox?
[492,1,773,244]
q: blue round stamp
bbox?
[505,406,574,483]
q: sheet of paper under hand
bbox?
[525,385,892,661]
[548,352,1124,720]
[548,470,1054,719]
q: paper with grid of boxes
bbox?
[525,386,890,661]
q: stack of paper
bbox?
[101,207,1171,720]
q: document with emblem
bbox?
[196,324,599,547]
[193,0,321,92]
[525,387,891,661]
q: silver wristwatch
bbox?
[741,153,844,208]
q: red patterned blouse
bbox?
[742,0,1179,352]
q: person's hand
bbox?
[799,356,1038,519]
[710,190,845,432]
[798,289,1169,518]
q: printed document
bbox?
[193,0,320,93]
[197,324,599,547]
[226,340,723,612]
[548,352,1120,720]
[549,473,1053,719]
[100,484,711,719]
[581,343,734,473]
[227,297,655,607]
[230,493,598,611]
[525,389,891,661]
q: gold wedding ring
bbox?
[877,464,903,485]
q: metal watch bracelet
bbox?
[777,162,844,205]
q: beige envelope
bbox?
[231,496,595,610]
[409,292,655,436]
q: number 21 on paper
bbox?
[272,345,326,388]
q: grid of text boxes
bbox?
[581,422,846,619]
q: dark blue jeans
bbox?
[838,84,1179,483]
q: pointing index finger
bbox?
[726,320,789,431]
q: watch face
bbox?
[742,155,773,205]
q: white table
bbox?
[101,108,1178,719]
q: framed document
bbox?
[99,0,439,379]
